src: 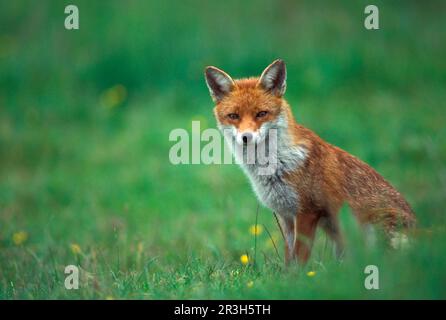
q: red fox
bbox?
[204,59,416,265]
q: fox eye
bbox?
[227,113,239,120]
[256,111,268,118]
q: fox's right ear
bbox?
[204,66,235,103]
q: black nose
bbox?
[242,132,253,144]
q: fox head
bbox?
[204,59,290,146]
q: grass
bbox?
[0,0,445,299]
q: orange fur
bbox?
[205,60,416,265]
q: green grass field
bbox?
[1,0,445,299]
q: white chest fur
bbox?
[219,113,307,217]
[242,142,306,217]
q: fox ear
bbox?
[205,66,235,103]
[258,59,287,97]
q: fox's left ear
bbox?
[258,59,287,97]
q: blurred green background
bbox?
[0,0,445,299]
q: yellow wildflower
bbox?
[307,271,316,277]
[12,231,28,245]
[249,224,263,236]
[240,254,249,265]
[247,281,254,288]
[70,243,82,255]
